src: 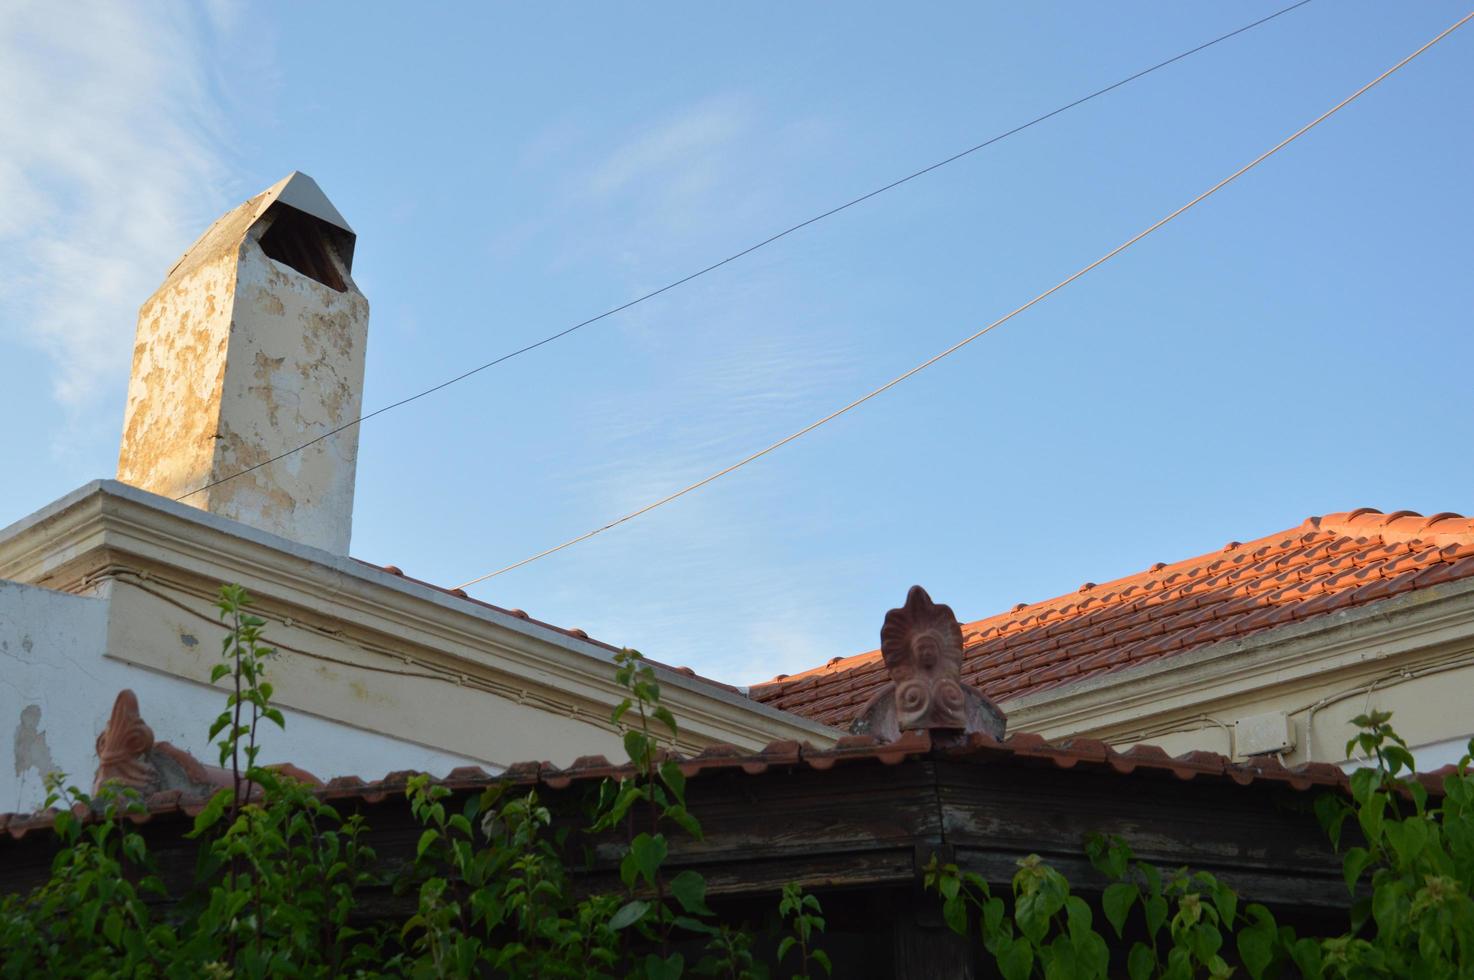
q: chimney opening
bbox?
[258,206,347,292]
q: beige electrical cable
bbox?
[456,10,1474,591]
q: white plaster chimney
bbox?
[117,172,370,554]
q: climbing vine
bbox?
[2,585,1472,977]
[925,711,1474,978]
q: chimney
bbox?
[118,173,369,554]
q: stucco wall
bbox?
[1114,664,1474,770]
[118,202,369,555]
[117,246,235,501]
[207,239,367,553]
[102,573,632,772]
[2,578,484,814]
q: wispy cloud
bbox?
[528,274,865,682]
[0,0,239,411]
[472,93,867,680]
[585,95,752,203]
[531,447,865,683]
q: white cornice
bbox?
[0,481,838,748]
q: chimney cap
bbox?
[161,171,358,286]
[265,171,354,236]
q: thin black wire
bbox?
[176,0,1313,502]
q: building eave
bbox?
[0,481,838,755]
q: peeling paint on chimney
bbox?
[116,173,370,553]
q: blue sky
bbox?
[3,2,1471,684]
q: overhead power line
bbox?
[177,0,1313,503]
[454,9,1474,590]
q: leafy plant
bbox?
[776,883,830,979]
[8,584,1473,979]
[925,850,1110,980]
[0,777,174,976]
[926,711,1474,979]
[1308,711,1474,977]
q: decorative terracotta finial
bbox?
[852,586,1006,742]
[880,585,968,730]
[92,689,322,800]
[94,690,159,794]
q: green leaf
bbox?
[1103,882,1137,937]
[1357,794,1387,844]
[982,896,1006,938]
[628,832,668,886]
[1350,767,1378,804]
[1237,925,1273,980]
[1210,881,1237,928]
[1315,794,1351,850]
[659,759,687,804]
[776,935,796,962]
[1085,833,1131,879]
[186,788,231,837]
[670,869,712,916]
[624,730,651,766]
[610,899,650,931]
[1289,937,1322,976]
[416,828,439,859]
[1078,931,1110,979]
[1407,778,1428,814]
[102,909,123,946]
[1144,894,1168,938]
[643,952,684,980]
[1016,875,1065,944]
[662,803,703,840]
[942,894,968,936]
[997,938,1034,980]
[1343,846,1373,893]
[598,781,642,829]
[1384,817,1429,867]
[672,914,719,936]
[811,948,833,976]
[1127,943,1156,980]
[1064,895,1093,938]
[1383,744,1415,775]
[1189,923,1223,967]
[1372,879,1404,933]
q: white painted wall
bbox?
[2,578,487,814]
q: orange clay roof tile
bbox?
[749,509,1474,729]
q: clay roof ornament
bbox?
[93,690,318,800]
[94,690,160,793]
[851,585,1006,743]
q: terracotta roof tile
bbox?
[5,730,1389,842]
[750,509,1474,728]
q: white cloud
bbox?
[585,95,752,202]
[0,0,237,409]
